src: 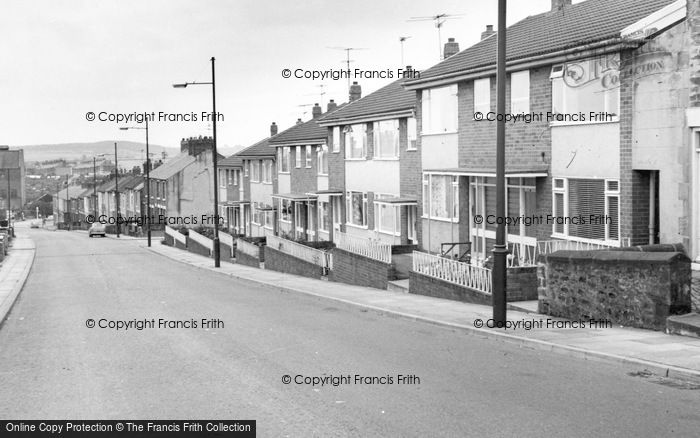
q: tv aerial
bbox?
[327,46,369,90]
[408,13,464,60]
[399,36,412,65]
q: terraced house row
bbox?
[170,0,698,306]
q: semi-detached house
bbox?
[318,77,419,247]
[268,103,337,242]
[403,0,687,265]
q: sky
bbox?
[1,0,561,153]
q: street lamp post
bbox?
[120,116,152,246]
[114,142,120,238]
[93,157,97,217]
[173,56,221,267]
[492,0,508,325]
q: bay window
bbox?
[373,119,399,158]
[422,85,458,134]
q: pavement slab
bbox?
[142,240,700,381]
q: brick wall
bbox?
[329,247,395,289]
[409,271,491,304]
[538,250,692,330]
[290,146,319,194]
[506,266,538,301]
[264,246,324,279]
[186,237,211,258]
[328,126,347,232]
[164,234,174,246]
[236,251,261,268]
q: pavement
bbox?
[143,239,700,381]
[0,233,36,327]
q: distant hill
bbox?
[17,141,179,164]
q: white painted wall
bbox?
[345,160,399,194]
[551,123,620,179]
[278,173,290,194]
[421,133,458,170]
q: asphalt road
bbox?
[1,229,700,437]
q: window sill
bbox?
[421,130,458,137]
[278,171,290,175]
[421,216,459,223]
[376,229,401,237]
[345,222,368,230]
[549,119,619,128]
[345,158,367,161]
[372,157,400,161]
[406,148,417,152]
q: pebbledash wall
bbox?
[538,250,692,331]
[620,20,691,248]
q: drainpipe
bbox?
[649,171,656,244]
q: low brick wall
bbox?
[163,234,174,246]
[329,248,395,290]
[264,246,324,279]
[187,237,211,258]
[409,271,491,305]
[174,239,187,251]
[538,250,692,330]
[220,242,234,261]
[236,251,261,268]
[506,266,538,301]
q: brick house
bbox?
[148,136,221,227]
[318,78,419,246]
[404,0,684,265]
[217,153,245,235]
[235,129,280,238]
[268,103,337,242]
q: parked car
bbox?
[30,220,40,228]
[88,222,106,238]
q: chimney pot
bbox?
[349,82,362,102]
[481,25,497,40]
[296,118,303,125]
[327,99,338,112]
[312,103,322,119]
[551,0,572,11]
[270,122,278,136]
[443,37,460,59]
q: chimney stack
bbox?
[327,99,338,112]
[443,37,459,59]
[270,122,278,136]
[312,103,322,119]
[296,118,303,125]
[551,0,572,11]
[349,81,362,102]
[481,25,496,40]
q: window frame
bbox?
[407,117,417,151]
[422,84,458,134]
[346,190,368,228]
[317,144,328,175]
[473,78,490,116]
[332,127,340,153]
[510,70,530,114]
[305,145,312,168]
[345,124,367,159]
[373,119,400,159]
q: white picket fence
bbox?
[508,238,633,267]
[235,237,261,258]
[188,229,213,255]
[165,226,187,245]
[413,251,492,294]
[266,235,332,269]
[336,231,392,264]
